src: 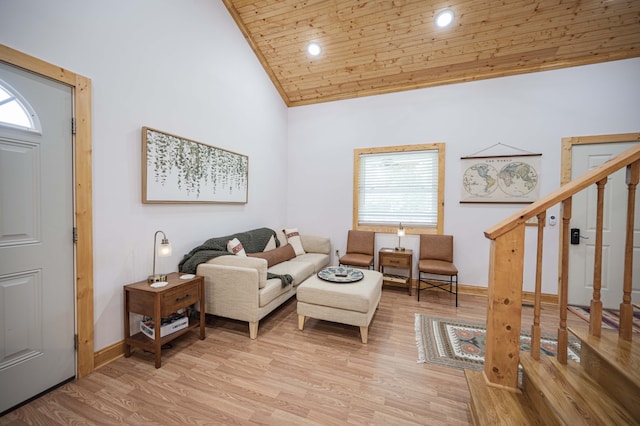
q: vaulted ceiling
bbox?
[222,0,640,107]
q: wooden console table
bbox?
[378,248,413,296]
[123,272,205,368]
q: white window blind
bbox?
[358,149,438,227]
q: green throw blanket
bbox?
[178,227,293,287]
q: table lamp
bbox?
[148,230,172,283]
[395,223,405,251]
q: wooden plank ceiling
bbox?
[222,0,640,107]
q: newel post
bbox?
[484,224,525,389]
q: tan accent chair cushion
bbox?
[419,234,453,263]
[418,234,458,277]
[339,230,375,268]
[346,230,375,255]
[339,253,374,268]
[418,259,458,275]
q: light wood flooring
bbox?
[1,287,586,425]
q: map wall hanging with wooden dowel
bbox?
[460,143,541,204]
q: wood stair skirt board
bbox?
[465,371,543,426]
[466,327,640,425]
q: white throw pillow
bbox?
[227,238,246,256]
[283,228,305,256]
[263,235,277,252]
[275,228,287,247]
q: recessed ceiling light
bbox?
[307,42,322,57]
[435,9,454,28]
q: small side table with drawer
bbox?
[123,272,205,368]
[378,248,413,296]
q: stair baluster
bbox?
[589,178,607,337]
[620,161,639,341]
[557,198,571,364]
[530,211,545,360]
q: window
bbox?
[0,80,39,131]
[354,143,445,235]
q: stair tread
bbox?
[520,351,635,425]
[568,326,640,387]
[464,370,544,425]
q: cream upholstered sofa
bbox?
[193,228,330,339]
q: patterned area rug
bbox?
[415,314,581,370]
[567,305,640,333]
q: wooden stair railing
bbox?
[482,143,640,390]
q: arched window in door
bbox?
[0,79,41,132]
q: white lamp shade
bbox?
[158,243,172,257]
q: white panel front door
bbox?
[0,62,75,413]
[568,142,640,309]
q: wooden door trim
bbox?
[559,132,640,297]
[0,44,94,378]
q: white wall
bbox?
[2,0,639,352]
[287,58,640,295]
[0,0,289,350]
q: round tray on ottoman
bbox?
[317,266,364,283]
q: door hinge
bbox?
[73,227,78,244]
[74,334,78,350]
[71,117,76,135]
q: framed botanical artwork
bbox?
[142,127,248,204]
[460,153,541,203]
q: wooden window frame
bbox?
[353,143,445,236]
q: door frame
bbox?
[559,132,640,298]
[0,44,94,378]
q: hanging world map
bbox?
[461,155,541,203]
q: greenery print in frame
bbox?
[142,127,248,203]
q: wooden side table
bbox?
[378,248,413,295]
[123,272,205,368]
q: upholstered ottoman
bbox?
[296,269,383,343]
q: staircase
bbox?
[466,135,640,425]
[466,326,640,424]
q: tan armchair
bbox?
[418,234,458,306]
[339,230,375,269]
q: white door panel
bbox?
[0,62,75,413]
[0,139,39,246]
